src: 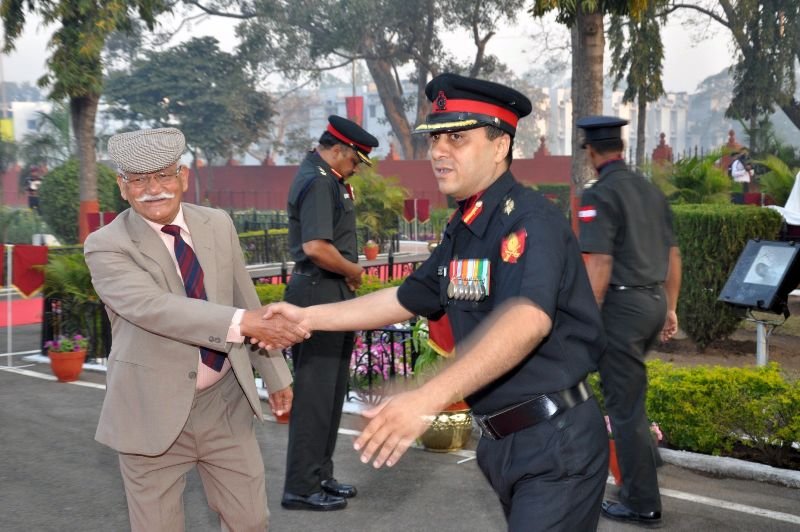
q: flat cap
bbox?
[326,115,379,166]
[414,73,532,137]
[576,116,628,147]
[108,127,186,174]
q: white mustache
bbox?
[135,192,175,202]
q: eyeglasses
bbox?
[122,166,182,189]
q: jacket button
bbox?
[208,335,215,342]
[188,371,197,380]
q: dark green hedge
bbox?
[673,204,783,348]
[589,361,800,468]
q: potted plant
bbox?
[42,253,104,359]
[363,239,379,261]
[44,333,89,382]
[411,317,473,452]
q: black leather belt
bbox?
[609,283,662,291]
[291,263,344,280]
[474,380,593,440]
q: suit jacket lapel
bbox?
[183,205,219,302]
[126,211,185,294]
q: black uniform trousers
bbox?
[598,286,666,513]
[283,273,355,495]
[476,398,609,531]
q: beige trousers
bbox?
[118,370,268,532]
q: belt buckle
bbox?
[475,415,500,440]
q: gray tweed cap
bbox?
[108,127,185,174]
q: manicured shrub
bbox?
[673,204,783,348]
[591,360,800,467]
[255,283,286,305]
[38,159,126,244]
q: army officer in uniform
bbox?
[577,116,682,528]
[281,116,379,511]
[267,74,609,531]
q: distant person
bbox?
[577,116,682,528]
[85,127,306,531]
[281,116,378,511]
[269,73,609,530]
[730,150,755,194]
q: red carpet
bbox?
[0,297,43,326]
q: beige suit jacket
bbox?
[84,204,292,455]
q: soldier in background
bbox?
[577,116,682,528]
[281,116,378,512]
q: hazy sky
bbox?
[1,10,733,95]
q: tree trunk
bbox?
[71,94,100,243]
[571,7,605,188]
[636,96,647,169]
[365,58,427,160]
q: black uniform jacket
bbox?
[398,171,605,415]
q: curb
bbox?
[660,448,800,488]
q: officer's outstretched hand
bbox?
[253,302,312,349]
[354,389,439,468]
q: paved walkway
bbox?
[1,355,799,532]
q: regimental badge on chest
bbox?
[447,258,491,301]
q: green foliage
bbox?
[591,360,800,467]
[754,154,797,206]
[663,151,732,204]
[349,164,408,248]
[355,275,404,297]
[673,204,783,348]
[105,36,274,162]
[18,102,72,169]
[646,360,800,467]
[0,207,49,244]
[43,253,99,335]
[38,159,125,244]
[255,284,286,305]
[529,183,572,218]
[0,139,17,174]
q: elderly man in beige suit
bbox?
[84,127,307,531]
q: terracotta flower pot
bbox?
[364,246,378,261]
[608,439,623,485]
[48,350,86,382]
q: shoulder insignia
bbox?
[500,229,526,263]
[502,197,515,215]
[578,205,597,223]
[583,179,597,190]
[317,166,327,176]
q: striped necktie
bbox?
[161,224,226,371]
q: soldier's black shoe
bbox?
[321,478,358,498]
[601,500,662,528]
[281,491,347,511]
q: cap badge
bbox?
[503,197,515,215]
[436,91,448,111]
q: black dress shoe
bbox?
[281,491,347,511]
[602,500,662,528]
[321,478,358,498]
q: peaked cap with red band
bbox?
[413,73,532,137]
[326,115,379,166]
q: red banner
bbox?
[12,245,48,297]
[403,199,415,222]
[0,244,5,287]
[417,199,430,223]
[87,211,118,234]
[403,198,431,223]
[345,96,364,126]
[427,314,455,358]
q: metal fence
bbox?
[42,297,111,361]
